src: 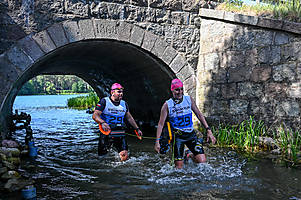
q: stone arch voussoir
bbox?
[62,19,196,94]
[0,19,196,136]
[4,19,196,96]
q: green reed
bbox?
[67,92,99,109]
[213,116,265,152]
[276,127,301,165]
[212,117,301,167]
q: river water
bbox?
[10,95,301,200]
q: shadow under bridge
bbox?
[26,39,174,131]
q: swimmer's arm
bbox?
[125,112,143,137]
[93,110,111,131]
[190,97,209,129]
[191,97,216,144]
[92,110,106,124]
[154,103,168,153]
[125,111,139,130]
[156,102,168,141]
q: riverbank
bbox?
[17,92,90,96]
[207,117,301,168]
[0,139,35,198]
[67,93,99,109]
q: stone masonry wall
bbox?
[0,0,202,136]
[1,0,301,131]
[198,9,301,130]
[0,0,201,71]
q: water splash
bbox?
[99,151,246,189]
[147,156,246,186]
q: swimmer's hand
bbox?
[135,129,143,140]
[154,140,160,153]
[101,123,111,132]
[206,130,216,145]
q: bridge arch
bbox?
[0,19,196,137]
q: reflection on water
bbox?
[10,95,301,200]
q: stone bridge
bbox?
[0,0,300,137]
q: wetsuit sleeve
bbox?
[95,98,106,112]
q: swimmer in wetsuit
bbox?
[92,83,142,161]
[154,79,216,169]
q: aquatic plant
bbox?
[67,92,99,109]
[275,126,301,166]
[211,117,301,167]
[213,116,265,152]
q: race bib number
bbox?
[102,114,124,124]
[172,113,192,128]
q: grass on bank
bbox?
[216,0,301,23]
[210,116,301,167]
[67,92,99,109]
[276,127,301,165]
[57,90,86,95]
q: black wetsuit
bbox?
[96,97,129,156]
[173,130,204,161]
[166,96,204,161]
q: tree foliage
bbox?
[18,75,94,95]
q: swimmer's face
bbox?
[172,87,183,100]
[111,89,123,102]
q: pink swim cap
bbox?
[111,83,124,90]
[170,79,183,91]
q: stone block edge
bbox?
[199,8,301,35]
